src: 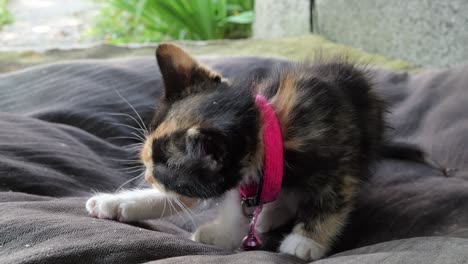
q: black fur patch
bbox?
[147,44,389,255]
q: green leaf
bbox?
[91,0,255,43]
[226,11,254,24]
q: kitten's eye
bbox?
[152,140,168,164]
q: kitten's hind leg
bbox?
[279,175,357,261]
[279,205,352,261]
[86,189,188,222]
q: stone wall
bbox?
[314,0,468,67]
[253,0,310,38]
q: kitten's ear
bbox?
[156,43,222,101]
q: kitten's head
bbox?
[141,43,259,199]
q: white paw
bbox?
[85,194,138,222]
[191,223,242,250]
[279,233,326,261]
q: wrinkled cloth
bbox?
[0,57,467,264]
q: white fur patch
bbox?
[86,189,173,222]
[187,127,199,136]
[279,233,326,261]
[191,190,249,250]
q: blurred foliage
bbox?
[0,0,13,29]
[90,0,254,44]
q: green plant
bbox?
[91,0,254,44]
[0,0,13,29]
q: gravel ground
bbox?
[0,0,100,51]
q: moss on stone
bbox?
[0,35,417,73]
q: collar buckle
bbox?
[241,197,259,218]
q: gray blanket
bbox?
[0,57,467,264]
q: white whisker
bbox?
[167,199,181,220]
[119,168,145,174]
[174,198,197,230]
[125,143,144,148]
[137,178,148,188]
[109,160,141,165]
[161,198,167,218]
[113,88,149,134]
[104,122,146,136]
[108,136,144,142]
[115,165,144,171]
[106,112,149,134]
[130,132,146,142]
[116,172,144,191]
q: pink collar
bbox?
[239,94,284,250]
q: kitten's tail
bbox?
[379,142,455,177]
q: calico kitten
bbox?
[86,43,384,261]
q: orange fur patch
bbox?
[154,121,179,139]
[283,138,306,150]
[140,138,160,189]
[178,195,198,208]
[292,176,357,247]
[269,71,304,151]
[271,72,298,133]
[197,63,221,80]
[140,139,152,165]
[341,175,358,202]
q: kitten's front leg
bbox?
[191,189,250,250]
[86,189,183,222]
